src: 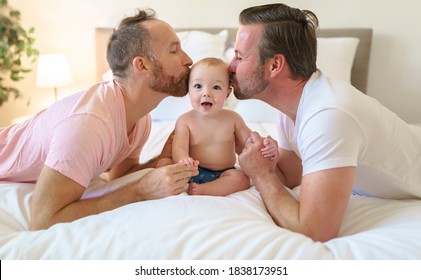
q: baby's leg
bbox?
[188,169,250,196]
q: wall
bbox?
[1,0,420,126]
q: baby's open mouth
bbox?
[201,102,213,108]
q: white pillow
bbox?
[150,95,191,121]
[224,47,235,63]
[177,30,228,63]
[317,37,359,84]
[235,99,279,123]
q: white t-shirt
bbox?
[0,80,151,187]
[277,71,421,199]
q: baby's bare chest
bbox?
[189,120,235,145]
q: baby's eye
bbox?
[193,83,202,89]
[213,85,222,90]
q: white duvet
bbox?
[1,121,420,259]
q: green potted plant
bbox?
[0,0,38,106]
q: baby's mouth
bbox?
[201,102,213,108]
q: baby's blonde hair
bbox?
[191,57,228,74]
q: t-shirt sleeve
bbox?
[298,109,365,175]
[45,114,113,187]
[276,113,295,151]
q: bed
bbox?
[1,27,421,260]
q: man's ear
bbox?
[132,56,148,73]
[269,54,286,77]
[226,87,233,99]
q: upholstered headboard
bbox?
[95,27,372,93]
[317,28,372,93]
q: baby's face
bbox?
[188,64,231,115]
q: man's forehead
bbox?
[144,19,179,45]
[235,24,262,53]
[143,19,171,34]
[237,24,263,42]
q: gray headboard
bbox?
[96,27,372,93]
[317,28,372,93]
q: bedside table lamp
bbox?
[36,53,73,101]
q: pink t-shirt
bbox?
[0,80,151,187]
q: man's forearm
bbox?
[31,176,142,230]
[253,173,300,231]
[129,157,160,173]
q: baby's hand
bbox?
[179,157,199,167]
[261,135,279,161]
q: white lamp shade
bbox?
[36,53,73,88]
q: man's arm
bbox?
[108,131,175,181]
[30,163,197,230]
[239,131,355,242]
[274,147,303,189]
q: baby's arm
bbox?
[233,111,278,161]
[172,115,199,167]
[261,135,279,160]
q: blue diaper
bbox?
[189,166,235,184]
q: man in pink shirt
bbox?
[0,9,198,230]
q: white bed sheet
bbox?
[1,121,420,259]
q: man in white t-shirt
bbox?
[229,3,421,242]
[0,9,198,230]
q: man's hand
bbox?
[239,131,278,182]
[238,132,355,242]
[132,163,198,200]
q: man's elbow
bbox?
[304,226,339,242]
[275,221,338,242]
[29,217,52,231]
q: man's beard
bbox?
[149,61,190,97]
[232,64,268,100]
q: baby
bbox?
[172,57,278,196]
